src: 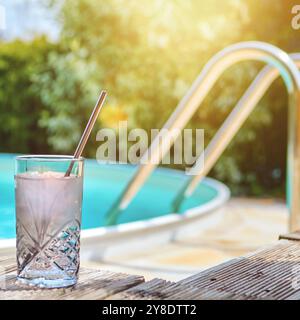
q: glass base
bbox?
[16,276,77,288]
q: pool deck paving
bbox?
[83,197,288,281]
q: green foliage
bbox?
[56,0,298,196]
[0,0,299,197]
[0,38,96,156]
[0,38,51,153]
[32,50,96,154]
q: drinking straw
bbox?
[65,90,107,177]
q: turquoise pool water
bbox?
[0,154,218,239]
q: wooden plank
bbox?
[0,257,145,300]
[279,230,300,241]
[108,278,267,300]
[108,278,174,300]
[0,256,16,274]
[178,241,300,300]
[3,239,300,300]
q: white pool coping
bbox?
[0,177,230,254]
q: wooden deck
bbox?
[1,232,300,300]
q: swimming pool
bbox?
[0,153,229,245]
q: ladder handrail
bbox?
[106,42,300,229]
[172,54,300,232]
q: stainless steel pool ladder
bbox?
[172,54,300,229]
[106,42,300,231]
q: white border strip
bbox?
[0,177,230,250]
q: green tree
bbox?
[1,0,299,197]
[0,37,98,156]
[0,38,51,153]
[56,0,300,196]
[32,49,96,154]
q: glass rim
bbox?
[16,155,85,162]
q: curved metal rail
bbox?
[106,42,300,230]
[172,54,300,232]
